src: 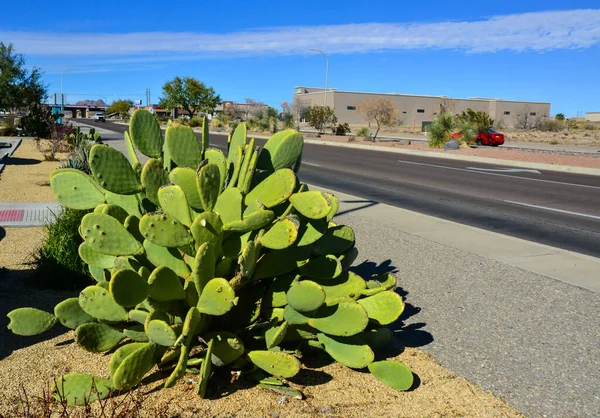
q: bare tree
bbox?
[440,97,457,115]
[291,96,308,125]
[357,99,399,140]
[515,105,542,130]
[244,98,265,120]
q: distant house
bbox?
[585,112,600,122]
[215,101,268,120]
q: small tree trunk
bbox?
[373,121,381,141]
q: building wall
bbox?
[293,88,551,128]
[586,112,600,122]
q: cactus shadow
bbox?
[0,268,76,360]
[4,157,42,166]
[336,200,379,217]
[349,259,398,278]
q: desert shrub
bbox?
[0,117,19,136]
[583,122,599,131]
[456,109,494,132]
[30,208,93,290]
[210,118,224,129]
[555,113,565,121]
[246,116,261,131]
[539,119,563,132]
[305,106,337,134]
[356,127,370,137]
[347,135,356,142]
[427,112,455,148]
[229,120,239,131]
[332,123,351,136]
[188,117,203,128]
[281,110,295,129]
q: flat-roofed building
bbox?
[293,87,551,128]
[585,112,600,122]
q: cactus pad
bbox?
[315,272,366,305]
[51,169,105,210]
[75,322,124,352]
[81,213,143,256]
[357,291,404,325]
[139,212,192,247]
[244,168,297,209]
[158,184,193,227]
[54,298,94,330]
[197,278,237,316]
[143,239,190,278]
[148,266,186,301]
[205,148,227,191]
[53,373,113,406]
[203,331,245,366]
[129,109,163,158]
[214,187,243,224]
[94,203,129,224]
[247,350,301,379]
[109,342,148,377]
[298,254,342,279]
[286,280,326,312]
[112,342,158,390]
[265,321,289,349]
[89,144,142,194]
[169,167,203,210]
[197,162,221,212]
[368,360,414,391]
[165,124,203,168]
[109,269,149,307]
[104,191,142,218]
[79,285,128,322]
[147,320,178,346]
[314,225,355,256]
[289,191,333,219]
[7,308,56,336]
[197,338,214,398]
[78,243,117,269]
[317,333,374,369]
[257,130,304,173]
[260,217,299,250]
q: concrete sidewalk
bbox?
[325,187,600,418]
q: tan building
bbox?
[585,112,600,122]
[294,87,551,129]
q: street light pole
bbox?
[60,68,73,111]
[309,49,329,107]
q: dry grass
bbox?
[0,140,67,202]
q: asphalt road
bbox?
[82,119,600,258]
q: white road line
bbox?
[397,160,600,190]
[303,162,321,167]
[503,200,600,220]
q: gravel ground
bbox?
[337,212,600,418]
[308,135,600,168]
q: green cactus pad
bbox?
[299,254,342,279]
[148,266,186,301]
[357,291,404,325]
[368,360,414,391]
[144,240,190,279]
[105,191,142,218]
[54,298,94,330]
[236,138,254,188]
[317,333,374,369]
[113,256,142,272]
[297,218,327,247]
[81,213,143,256]
[238,240,257,277]
[197,278,237,316]
[197,338,214,398]
[247,350,301,379]
[169,167,203,210]
[257,130,304,173]
[75,322,124,352]
[109,269,149,307]
[112,342,158,390]
[190,211,223,249]
[197,162,221,212]
[340,246,359,271]
[314,272,367,305]
[123,215,145,243]
[109,342,148,377]
[94,203,129,224]
[128,309,150,324]
[323,192,339,221]
[130,109,163,158]
[284,301,369,336]
[254,244,313,280]
[192,242,216,294]
[244,168,297,209]
[359,328,393,350]
[205,148,227,191]
[314,225,355,256]
[89,144,142,194]
[223,208,274,233]
[260,217,299,250]
[141,158,170,206]
[264,275,296,308]
[139,212,193,247]
[53,373,112,406]
[78,243,116,269]
[203,331,245,366]
[282,305,310,325]
[201,116,210,153]
[50,169,105,210]
[214,187,243,224]
[227,123,247,168]
[147,320,178,346]
[89,265,109,284]
[240,149,258,195]
[265,321,289,349]
[79,285,128,322]
[361,273,396,296]
[123,130,141,168]
[7,308,56,336]
[289,191,333,220]
[165,124,203,168]
[164,342,190,388]
[286,280,326,312]
[158,184,193,227]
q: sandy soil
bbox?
[0,140,67,202]
[306,134,600,169]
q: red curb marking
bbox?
[0,209,25,222]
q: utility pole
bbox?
[146,89,151,106]
[309,49,329,107]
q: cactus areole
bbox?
[7,110,413,404]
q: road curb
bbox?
[306,139,600,176]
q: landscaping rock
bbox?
[444,140,460,151]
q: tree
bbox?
[456,109,494,132]
[159,76,220,119]
[305,106,337,134]
[244,98,265,120]
[555,113,565,121]
[357,99,398,140]
[515,106,542,130]
[107,99,133,119]
[0,42,47,111]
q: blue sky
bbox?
[2,1,599,116]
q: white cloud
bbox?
[2,9,600,60]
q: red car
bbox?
[452,128,504,146]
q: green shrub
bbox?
[229,120,239,131]
[539,120,563,132]
[356,127,370,137]
[188,117,203,128]
[281,111,295,129]
[427,112,455,148]
[555,113,565,121]
[332,123,351,136]
[30,208,93,290]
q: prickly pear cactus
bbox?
[6,110,412,404]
